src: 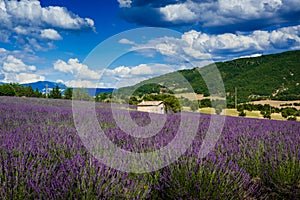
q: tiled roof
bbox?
[137,101,164,106]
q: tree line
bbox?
[237,103,300,120]
[0,83,73,99]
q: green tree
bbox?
[0,84,15,96]
[143,94,182,113]
[190,101,199,111]
[95,92,112,102]
[34,88,42,98]
[72,88,93,101]
[215,104,223,115]
[64,87,73,99]
[129,96,139,105]
[281,107,297,118]
[263,112,271,119]
[9,83,24,96]
[199,99,212,108]
[49,85,62,99]
[237,105,244,112]
[24,86,35,97]
[287,116,297,121]
[238,110,246,117]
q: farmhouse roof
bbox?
[137,101,164,106]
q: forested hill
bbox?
[119,50,300,103]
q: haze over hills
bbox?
[22,81,67,94]
[118,50,300,103]
[0,81,114,96]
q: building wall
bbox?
[137,104,165,114]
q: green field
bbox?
[198,108,294,121]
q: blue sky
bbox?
[0,0,299,88]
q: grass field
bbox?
[199,107,215,114]
[245,110,263,118]
[251,100,300,110]
[271,113,287,121]
[221,109,238,116]
[198,108,294,121]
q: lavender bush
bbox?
[0,96,299,199]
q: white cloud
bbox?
[1,0,94,30]
[160,3,197,23]
[63,80,111,88]
[40,29,62,40]
[219,0,283,17]
[118,0,132,8]
[239,54,262,59]
[0,54,44,84]
[119,38,135,45]
[105,63,172,77]
[57,63,192,88]
[0,48,7,53]
[2,55,36,73]
[0,0,95,45]
[190,0,293,27]
[121,0,300,32]
[106,66,131,77]
[192,0,298,28]
[100,63,174,88]
[14,26,28,35]
[132,25,300,64]
[61,63,175,88]
[53,58,100,80]
[40,6,94,30]
[9,73,45,84]
[0,47,42,65]
[0,30,10,42]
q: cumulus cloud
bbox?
[5,73,45,84]
[2,55,36,73]
[159,3,197,23]
[55,61,173,87]
[118,0,132,8]
[53,58,101,80]
[118,0,300,33]
[0,30,10,42]
[63,80,110,88]
[0,47,42,65]
[0,0,95,47]
[105,63,172,77]
[59,63,175,88]
[119,38,135,45]
[40,29,62,40]
[0,54,45,83]
[131,25,300,64]
[0,0,94,30]
[101,63,175,87]
[14,26,28,35]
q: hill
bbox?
[22,81,67,94]
[118,50,300,104]
[21,81,114,96]
[83,88,114,96]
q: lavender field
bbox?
[0,96,299,199]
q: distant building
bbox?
[137,101,166,114]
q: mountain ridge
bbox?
[118,50,300,103]
[1,81,114,96]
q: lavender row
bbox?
[0,96,299,199]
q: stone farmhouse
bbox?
[137,101,166,114]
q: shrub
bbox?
[287,116,297,121]
[149,157,258,199]
[239,110,246,117]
